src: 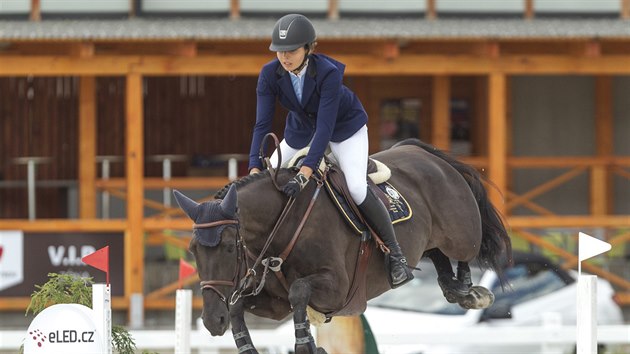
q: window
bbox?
[491,263,568,307]
[379,99,421,150]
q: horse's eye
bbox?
[226,244,235,253]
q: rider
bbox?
[247,14,413,288]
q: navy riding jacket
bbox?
[248,53,368,171]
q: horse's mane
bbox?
[214,168,295,199]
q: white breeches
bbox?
[270,125,369,204]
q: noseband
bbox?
[194,219,245,307]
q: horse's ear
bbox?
[173,189,200,220]
[220,184,238,217]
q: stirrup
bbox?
[387,255,414,289]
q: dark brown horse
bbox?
[174,139,511,354]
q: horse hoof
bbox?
[457,286,495,309]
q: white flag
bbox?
[578,232,611,262]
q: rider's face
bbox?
[277,47,307,72]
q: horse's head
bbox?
[173,185,241,336]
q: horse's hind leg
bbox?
[456,261,472,288]
[425,248,470,302]
[229,301,258,354]
[288,278,328,354]
[426,249,495,310]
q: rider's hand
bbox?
[282,172,309,198]
[249,168,261,175]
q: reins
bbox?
[259,132,283,192]
[231,163,328,302]
[195,132,328,306]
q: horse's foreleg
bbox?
[229,301,258,354]
[288,278,327,354]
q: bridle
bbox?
[194,219,246,309]
[195,132,326,309]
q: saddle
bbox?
[287,148,412,235]
[286,148,413,318]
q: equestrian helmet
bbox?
[269,14,316,52]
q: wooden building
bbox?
[1,1,630,315]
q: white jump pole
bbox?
[175,289,193,354]
[228,158,238,181]
[576,232,611,354]
[576,275,597,354]
[93,284,112,354]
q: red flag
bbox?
[179,259,196,289]
[82,246,110,285]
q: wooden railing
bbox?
[1,155,629,312]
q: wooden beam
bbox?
[0,219,126,232]
[144,297,204,310]
[487,73,507,216]
[148,54,630,75]
[0,56,135,75]
[380,41,400,60]
[524,0,534,20]
[95,176,230,189]
[508,156,629,168]
[79,76,97,219]
[144,218,197,231]
[613,292,630,305]
[583,41,601,57]
[101,187,173,213]
[146,275,199,299]
[230,0,240,20]
[595,77,614,157]
[71,43,95,57]
[125,72,145,297]
[591,76,614,215]
[328,0,339,20]
[623,0,630,20]
[3,55,630,76]
[170,42,197,57]
[506,191,556,216]
[505,76,513,197]
[431,75,450,150]
[426,0,436,20]
[508,215,630,228]
[475,42,500,58]
[0,296,130,311]
[473,77,488,156]
[30,0,41,21]
[129,0,136,17]
[507,167,588,211]
[515,229,630,291]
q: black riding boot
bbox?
[358,188,414,288]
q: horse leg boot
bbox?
[358,188,413,288]
[425,248,469,302]
[229,301,259,354]
[457,261,473,288]
[288,278,319,354]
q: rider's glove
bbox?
[282,173,309,198]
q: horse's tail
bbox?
[392,138,512,283]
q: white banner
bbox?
[0,230,24,292]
